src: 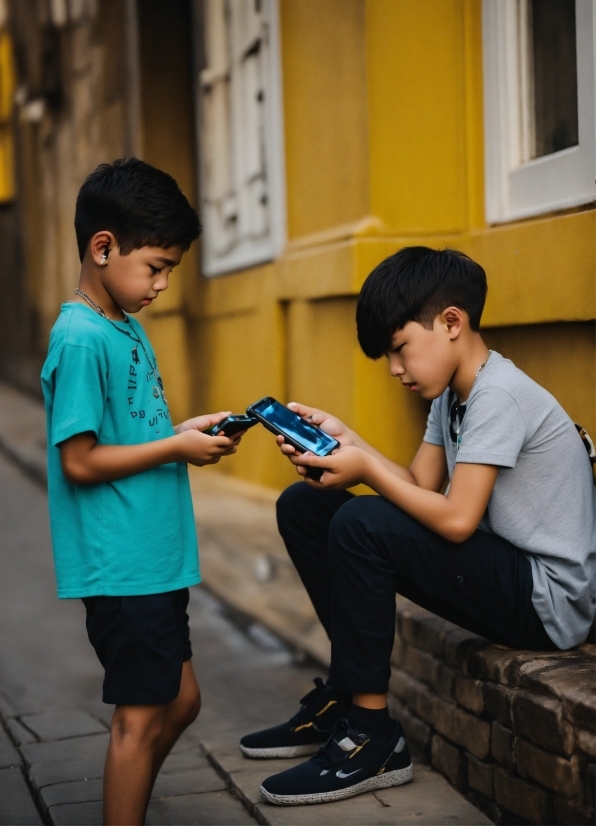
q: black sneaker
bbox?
[259,717,413,805]
[239,678,351,759]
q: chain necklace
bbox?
[450,350,492,449]
[466,350,492,401]
[73,288,168,406]
[75,288,126,321]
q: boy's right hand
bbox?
[175,428,237,466]
[276,402,354,457]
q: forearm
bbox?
[63,437,182,484]
[350,431,418,485]
[362,459,467,542]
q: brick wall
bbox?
[388,598,595,825]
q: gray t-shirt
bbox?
[423,351,595,649]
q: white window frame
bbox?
[195,0,286,276]
[482,0,596,224]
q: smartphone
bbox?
[246,397,340,481]
[203,415,258,437]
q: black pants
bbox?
[277,482,557,694]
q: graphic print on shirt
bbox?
[127,346,143,422]
[127,342,170,434]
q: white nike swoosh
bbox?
[336,768,362,779]
[394,736,406,753]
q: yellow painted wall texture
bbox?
[482,323,595,437]
[142,0,594,490]
[280,0,369,238]
[0,30,15,203]
[367,0,469,233]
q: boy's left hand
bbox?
[175,411,244,453]
[287,445,372,489]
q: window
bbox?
[482,0,595,223]
[196,0,286,276]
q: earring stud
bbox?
[100,253,108,266]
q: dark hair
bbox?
[74,157,201,261]
[356,246,487,359]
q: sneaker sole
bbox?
[240,743,322,759]
[260,763,414,805]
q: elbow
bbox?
[61,458,94,485]
[441,519,477,544]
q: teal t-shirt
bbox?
[41,303,200,599]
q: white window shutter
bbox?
[230,0,269,240]
[200,0,237,256]
[197,0,285,275]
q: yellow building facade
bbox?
[5,0,595,491]
[139,0,594,491]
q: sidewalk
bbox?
[0,381,490,825]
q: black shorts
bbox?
[82,588,192,705]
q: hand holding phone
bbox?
[246,397,340,481]
[284,402,351,447]
[282,441,371,490]
[203,415,258,437]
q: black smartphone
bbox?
[203,415,258,437]
[246,397,340,481]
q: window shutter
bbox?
[197,0,285,275]
[200,0,237,256]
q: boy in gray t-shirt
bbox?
[423,351,594,650]
[241,246,595,808]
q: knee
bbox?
[328,495,404,554]
[276,479,341,525]
[179,688,201,727]
[276,481,312,531]
[329,495,374,535]
[111,706,165,750]
[277,481,343,564]
[169,676,201,730]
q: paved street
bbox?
[0,444,488,825]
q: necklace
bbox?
[466,350,492,401]
[450,351,492,449]
[75,288,127,321]
[73,288,168,407]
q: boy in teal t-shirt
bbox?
[41,158,244,825]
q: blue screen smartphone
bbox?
[246,397,340,481]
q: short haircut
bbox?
[74,157,201,261]
[356,246,488,359]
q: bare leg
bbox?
[150,660,201,786]
[103,662,201,826]
[103,704,166,826]
[353,692,388,709]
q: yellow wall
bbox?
[141,0,595,491]
[280,0,369,238]
[0,30,15,203]
[482,323,595,437]
[191,265,291,487]
[366,0,484,233]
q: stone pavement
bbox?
[0,382,46,485]
[0,382,489,824]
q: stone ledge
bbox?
[391,599,595,825]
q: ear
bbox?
[440,306,466,340]
[89,231,117,266]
